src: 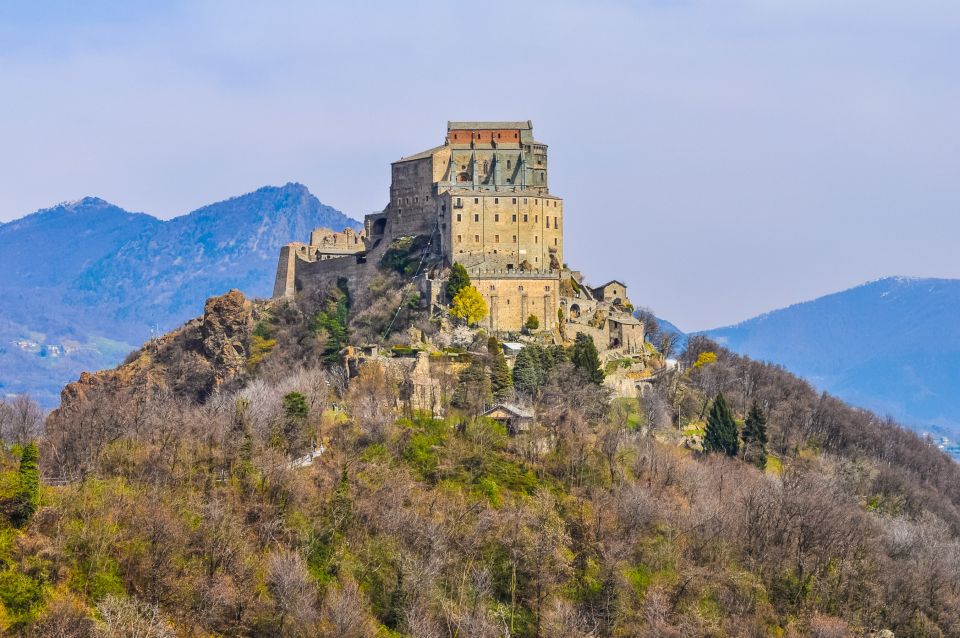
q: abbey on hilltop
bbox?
[274,120,642,352]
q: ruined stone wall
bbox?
[388,149,448,238]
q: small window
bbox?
[554,216,558,227]
[483,160,488,172]
[524,198,528,204]
[512,214,517,222]
[495,214,500,222]
[535,215,538,223]
[523,214,528,222]
[457,213,462,222]
[441,204,446,212]
[474,214,479,222]
[507,159,512,169]
[490,285,496,291]
[519,285,524,292]
[545,285,550,291]
[456,197,462,206]
[474,234,480,242]
[535,235,538,243]
[494,197,499,204]
[512,235,517,242]
[474,198,479,204]
[512,197,517,204]
[554,238,558,246]
[546,218,550,229]
[457,234,462,242]
[495,234,500,242]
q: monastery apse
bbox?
[274,120,642,352]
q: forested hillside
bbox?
[0,287,957,637]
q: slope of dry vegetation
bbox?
[3,296,960,636]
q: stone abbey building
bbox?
[274,121,641,351]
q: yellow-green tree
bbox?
[450,285,488,326]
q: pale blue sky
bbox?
[1,0,958,330]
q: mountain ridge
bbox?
[703,276,960,437]
[0,183,361,405]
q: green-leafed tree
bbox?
[524,315,540,333]
[704,392,739,457]
[742,400,769,469]
[571,332,604,385]
[450,285,488,326]
[11,442,40,527]
[446,263,471,302]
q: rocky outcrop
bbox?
[53,290,258,417]
[201,289,255,383]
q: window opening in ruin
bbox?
[507,263,514,269]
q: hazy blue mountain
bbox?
[0,183,360,405]
[704,277,960,437]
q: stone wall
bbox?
[444,192,562,271]
[472,273,560,333]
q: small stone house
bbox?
[592,280,629,306]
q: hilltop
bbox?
[0,184,360,405]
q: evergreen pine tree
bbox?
[742,400,769,469]
[571,333,604,385]
[492,356,513,403]
[12,442,40,527]
[703,392,739,457]
[446,263,471,302]
[512,346,542,397]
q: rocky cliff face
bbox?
[53,290,258,417]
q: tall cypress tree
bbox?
[446,263,471,302]
[571,333,604,385]
[704,392,738,457]
[742,400,769,469]
[12,442,40,527]
[512,347,542,397]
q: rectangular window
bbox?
[495,214,500,222]
[456,198,461,206]
[494,197,499,204]
[546,218,550,229]
[457,234,462,242]
[554,238,558,246]
[512,235,517,242]
[512,214,517,222]
[457,214,461,222]
[512,197,517,204]
[554,216,558,227]
[523,214,528,222]
[474,214,479,222]
[535,215,538,223]
[535,236,539,243]
[524,198,528,204]
[495,234,500,242]
[474,198,479,204]
[474,234,480,242]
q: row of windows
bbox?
[454,234,558,246]
[455,212,560,227]
[488,285,552,292]
[455,197,560,207]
